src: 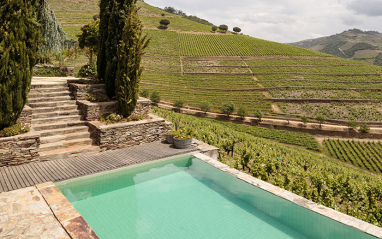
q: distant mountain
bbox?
[289,29,382,66]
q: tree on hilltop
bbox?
[219,24,228,33]
[233,27,241,34]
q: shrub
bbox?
[359,124,370,133]
[159,19,170,29]
[100,113,144,124]
[301,116,309,125]
[315,114,326,128]
[199,101,211,114]
[254,109,263,121]
[77,64,97,78]
[212,26,217,32]
[237,106,248,119]
[85,93,110,102]
[150,91,161,105]
[233,27,241,33]
[140,89,150,98]
[77,78,101,84]
[0,0,41,130]
[347,120,358,131]
[219,24,228,33]
[220,102,235,116]
[33,66,67,77]
[173,100,184,111]
[0,123,30,138]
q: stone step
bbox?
[39,138,93,152]
[31,105,78,114]
[27,95,72,104]
[32,120,86,131]
[38,145,100,161]
[28,91,71,98]
[32,115,82,125]
[38,125,89,137]
[29,100,77,108]
[32,110,80,119]
[30,87,69,94]
[40,131,91,144]
[31,83,68,89]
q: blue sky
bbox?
[145,0,382,43]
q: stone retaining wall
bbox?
[68,83,106,100]
[88,115,172,151]
[77,98,151,119]
[0,131,40,167]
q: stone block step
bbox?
[31,83,68,89]
[40,131,91,144]
[29,87,69,94]
[27,95,72,104]
[29,100,77,108]
[38,125,89,137]
[32,115,82,125]
[28,91,71,98]
[31,105,78,114]
[32,120,86,131]
[32,110,80,119]
[39,138,93,152]
[38,145,100,161]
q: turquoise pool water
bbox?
[56,155,377,239]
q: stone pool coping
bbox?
[192,152,382,239]
[36,182,99,239]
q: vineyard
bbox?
[324,139,382,174]
[153,107,382,226]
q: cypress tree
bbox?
[0,0,41,130]
[97,0,112,82]
[115,0,150,117]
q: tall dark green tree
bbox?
[115,0,150,117]
[97,0,112,82]
[0,0,41,129]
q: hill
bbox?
[289,29,382,65]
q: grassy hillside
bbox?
[290,29,382,65]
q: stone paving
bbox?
[0,186,70,239]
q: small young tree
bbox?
[237,106,248,119]
[159,19,170,29]
[220,102,235,116]
[140,89,150,98]
[77,19,100,64]
[173,100,184,112]
[0,0,41,129]
[347,120,358,131]
[218,24,228,33]
[211,26,217,32]
[301,116,309,126]
[359,124,370,133]
[199,101,211,114]
[150,91,161,105]
[315,114,326,128]
[254,109,263,125]
[233,27,241,34]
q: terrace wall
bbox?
[68,83,106,100]
[88,116,172,151]
[0,131,40,167]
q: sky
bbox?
[144,0,382,43]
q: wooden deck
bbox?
[0,142,198,192]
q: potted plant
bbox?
[165,130,179,144]
[173,133,193,149]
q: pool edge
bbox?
[36,182,99,239]
[192,152,382,239]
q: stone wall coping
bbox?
[88,114,166,131]
[77,98,150,107]
[0,129,40,143]
[68,82,106,87]
[192,153,382,239]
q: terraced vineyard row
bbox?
[324,140,382,174]
[179,34,330,57]
[270,89,382,99]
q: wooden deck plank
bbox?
[0,168,8,192]
[28,163,51,183]
[43,161,67,181]
[64,157,96,176]
[3,167,19,191]
[15,164,38,187]
[23,163,44,184]
[38,162,61,181]
[8,166,27,189]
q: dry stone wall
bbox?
[68,83,106,100]
[88,116,172,151]
[0,131,40,167]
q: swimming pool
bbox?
[56,154,377,239]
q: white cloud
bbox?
[145,0,382,42]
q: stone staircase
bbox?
[28,81,100,161]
